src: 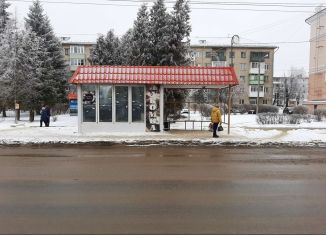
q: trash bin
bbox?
[163,121,170,131]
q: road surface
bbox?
[0,145,326,234]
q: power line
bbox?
[8,0,316,12]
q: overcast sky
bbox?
[7,0,321,77]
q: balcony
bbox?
[212,55,226,61]
[250,62,266,74]
[249,85,265,98]
[250,52,269,62]
[212,61,227,67]
[249,75,265,85]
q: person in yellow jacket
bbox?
[211,104,222,138]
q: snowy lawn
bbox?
[0,111,326,146]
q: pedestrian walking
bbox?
[211,104,222,138]
[40,105,47,127]
[45,105,51,127]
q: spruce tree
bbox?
[0,19,16,116]
[149,0,171,65]
[170,0,191,65]
[131,4,152,65]
[25,0,67,106]
[118,29,133,65]
[90,29,120,65]
[89,34,106,65]
[0,0,10,34]
[16,28,44,121]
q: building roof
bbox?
[306,8,326,25]
[70,66,239,86]
[190,44,277,49]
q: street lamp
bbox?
[227,35,239,135]
[256,53,268,114]
[230,35,240,67]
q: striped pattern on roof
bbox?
[69,66,239,86]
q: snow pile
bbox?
[0,112,326,146]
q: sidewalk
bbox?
[1,114,326,147]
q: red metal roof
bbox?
[69,66,239,86]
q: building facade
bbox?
[190,44,277,105]
[305,8,326,111]
[60,39,276,106]
[61,38,95,74]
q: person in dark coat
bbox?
[45,105,51,127]
[40,105,47,127]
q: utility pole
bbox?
[256,53,267,114]
[228,35,239,134]
[256,60,261,114]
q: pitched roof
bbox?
[69,66,239,86]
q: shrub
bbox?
[257,113,308,125]
[258,105,279,113]
[293,105,308,115]
[288,114,302,124]
[314,109,326,121]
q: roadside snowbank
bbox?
[0,112,326,146]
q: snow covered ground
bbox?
[0,111,326,146]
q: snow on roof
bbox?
[69,66,239,86]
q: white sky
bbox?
[7,0,321,77]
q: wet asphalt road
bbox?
[0,145,326,234]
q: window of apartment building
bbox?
[241,52,246,58]
[216,51,225,60]
[251,86,263,92]
[265,64,270,70]
[250,99,257,105]
[239,99,245,104]
[251,62,259,68]
[264,87,269,93]
[263,100,268,104]
[205,52,212,58]
[229,51,235,58]
[264,75,269,81]
[240,76,246,82]
[205,63,211,67]
[70,46,85,54]
[196,52,201,58]
[70,59,85,66]
[64,48,69,56]
[240,63,247,70]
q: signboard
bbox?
[15,103,20,110]
[69,99,78,116]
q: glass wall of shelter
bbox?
[81,85,145,124]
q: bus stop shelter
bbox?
[69,65,239,134]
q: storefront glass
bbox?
[82,85,96,122]
[132,87,144,122]
[99,86,112,122]
[116,86,128,122]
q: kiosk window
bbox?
[82,85,96,122]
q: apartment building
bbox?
[60,39,276,106]
[190,44,277,105]
[61,38,95,74]
[305,8,326,111]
